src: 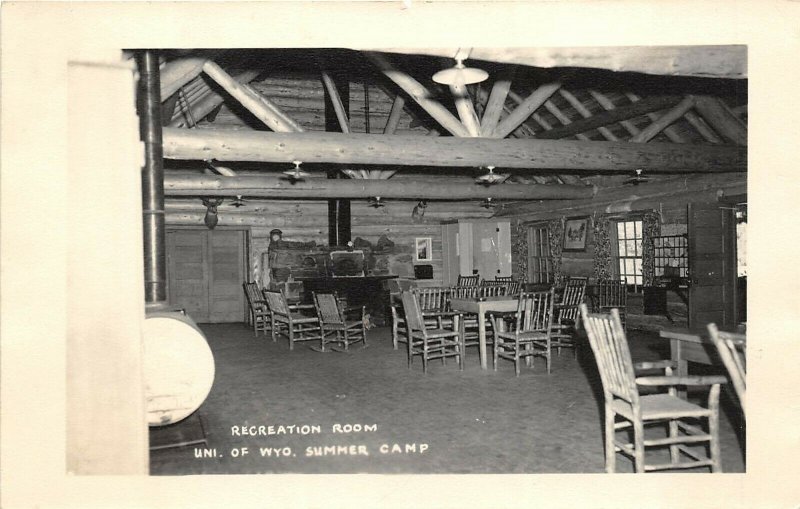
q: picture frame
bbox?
[563,216,590,251]
[415,237,433,261]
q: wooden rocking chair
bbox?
[580,304,726,473]
[312,292,367,352]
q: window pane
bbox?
[618,240,627,254]
[635,239,643,255]
[625,258,635,275]
[625,221,635,238]
[634,258,643,275]
[626,240,637,255]
[617,222,625,237]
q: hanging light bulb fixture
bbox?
[230,195,245,208]
[368,196,385,208]
[283,160,310,181]
[475,166,506,185]
[432,48,489,86]
[481,197,497,210]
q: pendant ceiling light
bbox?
[475,166,506,185]
[432,49,489,86]
[230,195,245,208]
[482,197,497,210]
[368,196,385,208]
[283,160,310,181]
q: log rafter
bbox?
[491,83,561,138]
[559,90,618,141]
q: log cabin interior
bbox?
[66,45,749,477]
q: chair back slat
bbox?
[557,277,587,321]
[264,290,290,316]
[598,279,627,308]
[579,304,638,405]
[458,274,480,286]
[479,285,507,298]
[451,285,479,299]
[414,287,451,313]
[506,281,522,296]
[707,323,746,412]
[401,291,427,333]
[243,282,266,307]
[314,292,344,325]
[515,289,554,333]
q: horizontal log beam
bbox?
[164,174,595,200]
[495,172,746,217]
[534,96,682,140]
[162,128,747,172]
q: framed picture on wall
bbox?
[563,216,590,251]
[415,237,433,261]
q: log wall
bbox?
[505,173,746,331]
[165,198,492,288]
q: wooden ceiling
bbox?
[157,47,747,197]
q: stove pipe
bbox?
[137,50,167,303]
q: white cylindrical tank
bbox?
[142,312,215,426]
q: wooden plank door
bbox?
[208,230,246,322]
[688,203,736,330]
[166,229,247,323]
[166,229,210,321]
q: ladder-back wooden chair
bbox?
[414,286,454,328]
[597,279,628,331]
[243,282,270,336]
[580,304,726,473]
[551,276,588,356]
[401,291,463,373]
[493,289,555,375]
[388,279,417,350]
[264,290,321,350]
[505,280,522,296]
[312,292,367,352]
[458,274,480,286]
[707,323,746,414]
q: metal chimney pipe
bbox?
[137,50,167,303]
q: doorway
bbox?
[166,228,248,323]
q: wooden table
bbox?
[449,296,519,370]
[659,328,719,378]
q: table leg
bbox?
[478,309,487,370]
[672,338,688,399]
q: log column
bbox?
[324,70,351,246]
[137,50,167,303]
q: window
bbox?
[615,219,643,290]
[527,224,553,283]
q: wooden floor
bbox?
[149,324,745,474]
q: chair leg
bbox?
[633,419,646,473]
[709,411,722,473]
[422,343,428,374]
[493,339,499,371]
[605,406,616,473]
[270,314,277,342]
[545,339,551,374]
[669,419,679,466]
[288,322,295,350]
[514,342,520,377]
